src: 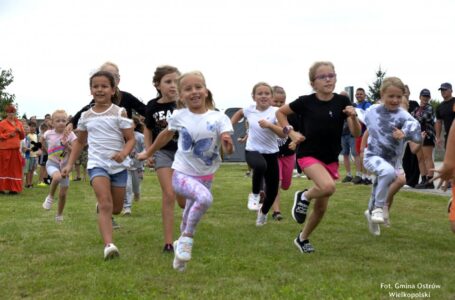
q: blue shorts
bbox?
[341,135,357,156]
[87,167,127,187]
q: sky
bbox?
[0,0,454,118]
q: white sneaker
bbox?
[247,193,260,211]
[122,207,131,216]
[364,210,380,236]
[256,209,267,226]
[55,215,64,223]
[175,237,193,262]
[371,207,384,224]
[42,195,53,210]
[104,243,120,260]
[172,241,187,272]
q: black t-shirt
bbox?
[289,93,351,164]
[436,97,455,138]
[278,113,299,157]
[70,90,145,127]
[144,98,178,151]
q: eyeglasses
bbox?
[314,73,336,81]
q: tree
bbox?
[367,66,386,102]
[0,68,17,118]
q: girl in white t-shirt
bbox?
[137,71,234,271]
[40,109,77,222]
[230,82,287,226]
[62,71,135,260]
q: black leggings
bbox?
[245,151,279,214]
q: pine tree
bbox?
[367,67,386,102]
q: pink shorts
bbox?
[297,156,340,180]
[278,154,295,190]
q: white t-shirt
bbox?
[77,104,133,174]
[243,105,279,154]
[168,108,233,176]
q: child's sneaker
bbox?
[104,243,120,260]
[256,209,267,226]
[42,195,53,210]
[371,207,384,224]
[272,211,283,221]
[163,243,174,253]
[364,209,380,236]
[122,207,131,216]
[247,193,260,211]
[112,217,121,229]
[172,241,186,271]
[293,234,315,253]
[292,190,309,224]
[175,236,193,262]
[55,215,64,223]
[37,182,47,187]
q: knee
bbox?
[317,182,336,197]
[98,200,113,213]
[201,193,213,209]
[396,175,406,187]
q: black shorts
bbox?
[423,135,435,147]
[38,154,48,166]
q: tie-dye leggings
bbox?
[172,170,213,236]
[363,155,399,210]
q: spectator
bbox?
[0,105,25,194]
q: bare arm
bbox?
[137,129,175,160]
[112,127,135,163]
[61,131,87,178]
[435,119,443,147]
[258,119,286,138]
[276,104,305,144]
[344,106,362,137]
[221,132,234,155]
[230,109,244,125]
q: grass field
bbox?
[0,163,454,299]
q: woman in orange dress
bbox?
[0,105,25,194]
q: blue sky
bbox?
[1,0,453,118]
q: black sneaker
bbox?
[112,217,120,229]
[425,181,435,189]
[342,175,353,183]
[292,190,309,224]
[163,243,174,253]
[272,211,283,221]
[363,178,373,185]
[352,176,363,184]
[294,234,315,253]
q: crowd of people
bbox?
[1,60,454,271]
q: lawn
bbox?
[0,163,453,299]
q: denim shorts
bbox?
[87,167,127,187]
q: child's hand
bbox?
[288,141,297,151]
[392,127,405,140]
[222,134,234,155]
[258,119,271,129]
[111,152,126,163]
[342,105,357,117]
[289,131,305,144]
[136,151,149,161]
[61,166,70,178]
[431,164,455,191]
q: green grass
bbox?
[0,163,454,299]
